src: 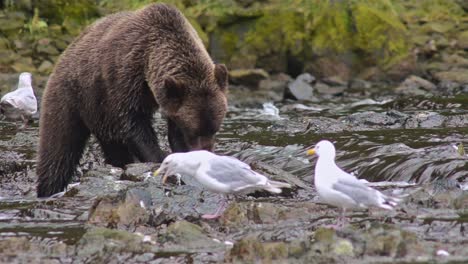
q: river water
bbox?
[0,86,467,262]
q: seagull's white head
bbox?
[18,72,32,87]
[154,151,208,183]
[154,153,179,183]
[307,140,336,159]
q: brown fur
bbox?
[36,4,228,197]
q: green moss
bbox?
[351,1,409,66]
[245,9,304,56]
[243,0,409,68]
[397,0,465,24]
[220,31,239,58]
[309,1,353,54]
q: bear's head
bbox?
[158,63,228,152]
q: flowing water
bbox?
[0,88,467,261]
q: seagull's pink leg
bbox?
[323,208,347,229]
[19,115,28,130]
[201,197,228,219]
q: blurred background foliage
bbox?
[0,0,466,81]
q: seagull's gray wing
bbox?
[332,177,379,207]
[205,156,263,191]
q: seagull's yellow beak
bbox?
[153,169,160,177]
[154,168,169,184]
[307,148,316,156]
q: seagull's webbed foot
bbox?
[18,116,29,130]
[201,196,228,220]
[324,208,348,229]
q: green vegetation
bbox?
[0,0,466,79]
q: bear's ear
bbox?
[163,77,185,100]
[214,64,228,91]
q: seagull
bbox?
[154,150,291,219]
[0,72,37,129]
[307,140,400,227]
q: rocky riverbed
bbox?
[0,72,467,263]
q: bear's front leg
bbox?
[128,122,167,162]
[167,119,189,152]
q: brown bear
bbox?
[36,3,228,197]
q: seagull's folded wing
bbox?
[0,96,20,109]
[331,177,379,208]
[205,156,264,192]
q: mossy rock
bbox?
[227,235,289,262]
[457,30,468,49]
[11,56,36,73]
[76,227,151,258]
[433,69,468,84]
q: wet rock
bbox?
[453,192,468,210]
[0,150,34,197]
[361,224,420,258]
[164,220,221,250]
[407,180,465,210]
[0,236,69,263]
[312,228,354,257]
[342,111,402,129]
[229,68,269,88]
[88,189,151,229]
[0,151,27,176]
[284,73,316,101]
[306,117,347,133]
[121,162,158,182]
[433,69,468,84]
[404,111,445,129]
[348,78,372,92]
[66,166,133,198]
[150,182,215,220]
[75,227,152,260]
[221,202,250,227]
[395,75,437,95]
[437,80,461,95]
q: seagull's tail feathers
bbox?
[377,192,402,210]
[263,180,291,194]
